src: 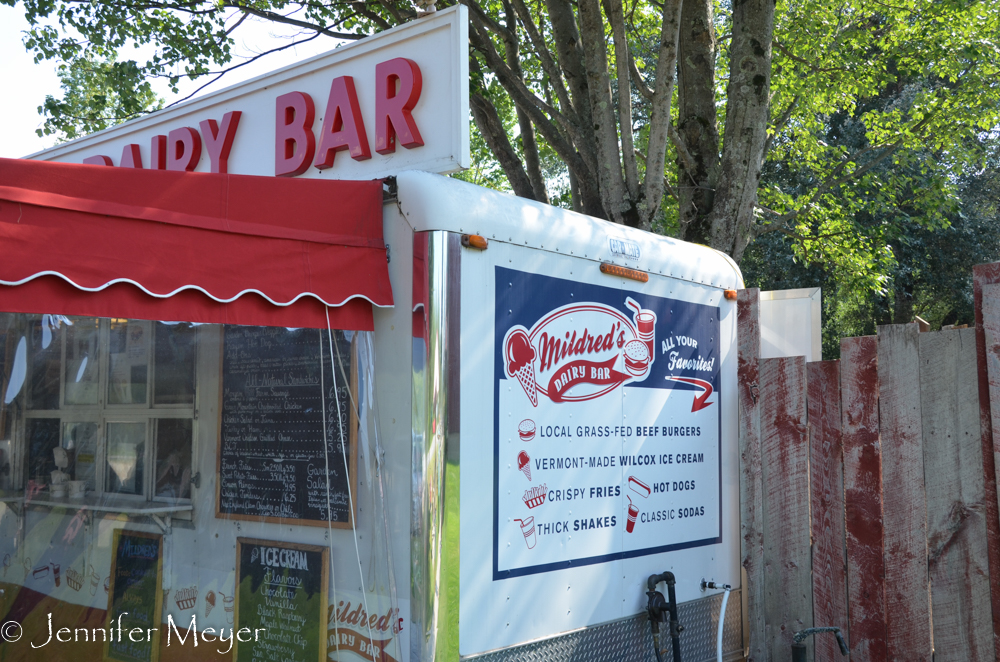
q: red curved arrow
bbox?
[665,376,714,412]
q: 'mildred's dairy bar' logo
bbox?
[503,298,656,406]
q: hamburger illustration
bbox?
[518,419,536,442]
[623,339,650,376]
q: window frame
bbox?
[17,316,200,506]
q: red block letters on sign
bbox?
[314,76,372,169]
[200,111,243,174]
[275,92,317,177]
[374,58,424,154]
[167,127,201,171]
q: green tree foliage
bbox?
[7,0,1000,297]
[37,52,163,141]
[743,131,1000,358]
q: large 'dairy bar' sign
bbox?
[29,5,469,179]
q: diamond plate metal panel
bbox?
[463,590,743,662]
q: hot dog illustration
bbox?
[628,476,651,499]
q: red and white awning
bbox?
[0,158,392,330]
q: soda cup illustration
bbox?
[222,592,235,624]
[89,566,100,596]
[626,297,657,361]
[514,517,536,549]
[626,497,639,533]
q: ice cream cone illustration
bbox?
[205,590,217,617]
[505,328,538,406]
[517,451,531,480]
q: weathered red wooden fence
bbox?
[738,261,1000,661]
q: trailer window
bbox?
[14,315,197,505]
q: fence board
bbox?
[919,328,993,661]
[738,288,765,662]
[877,323,931,661]
[760,356,812,662]
[808,360,849,662]
[972,264,1000,660]
[840,336,887,662]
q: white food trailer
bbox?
[0,6,746,661]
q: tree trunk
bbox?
[470,92,536,199]
[638,0,683,231]
[675,0,720,245]
[578,0,635,226]
[708,0,775,261]
[544,0,606,218]
[501,4,549,203]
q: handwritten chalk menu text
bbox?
[234,538,328,662]
[105,529,163,662]
[218,326,355,527]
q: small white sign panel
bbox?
[29,6,469,179]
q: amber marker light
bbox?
[599,262,649,283]
[724,289,738,300]
[461,234,488,250]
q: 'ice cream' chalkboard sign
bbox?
[216,326,356,527]
[234,538,328,662]
[105,529,163,662]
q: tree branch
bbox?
[628,49,655,101]
[163,30,322,108]
[508,0,575,119]
[668,123,698,176]
[772,38,849,74]
[469,21,594,185]
[221,2,366,40]
[763,95,798,157]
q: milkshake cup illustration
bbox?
[517,451,531,480]
[514,517,536,549]
[222,592,235,624]
[89,566,100,595]
[2,554,9,577]
[626,497,639,533]
[51,562,61,587]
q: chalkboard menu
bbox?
[234,538,328,662]
[105,529,163,662]
[217,326,356,527]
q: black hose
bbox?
[652,631,664,662]
[646,572,682,662]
